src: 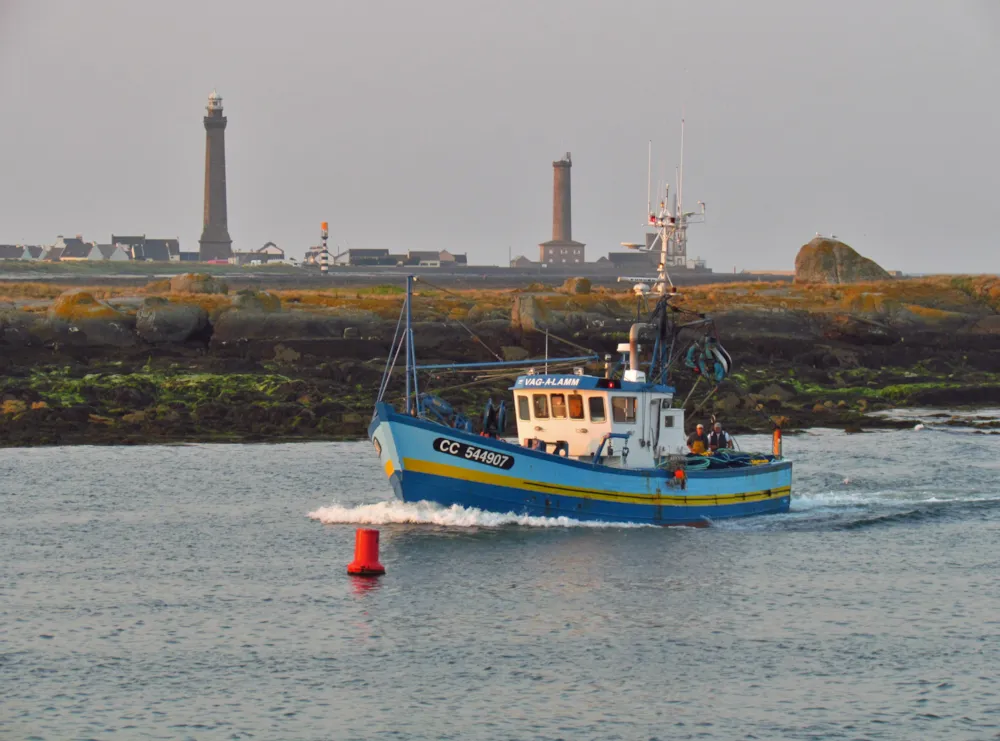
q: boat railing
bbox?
[592,432,632,467]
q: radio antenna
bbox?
[646,140,652,219]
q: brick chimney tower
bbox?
[539,153,585,265]
[198,90,233,261]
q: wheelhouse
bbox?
[511,373,686,468]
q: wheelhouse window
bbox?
[550,393,567,418]
[588,396,606,422]
[612,396,637,424]
[517,395,530,421]
[532,394,549,419]
[568,394,585,420]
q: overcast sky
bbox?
[1,0,998,272]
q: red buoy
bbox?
[347,528,385,576]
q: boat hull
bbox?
[369,403,791,526]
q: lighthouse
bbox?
[198,90,233,261]
[538,153,585,265]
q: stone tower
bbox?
[538,153,585,264]
[198,90,233,261]
[552,155,572,242]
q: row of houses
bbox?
[0,235,192,262]
[302,247,468,268]
[0,235,295,267]
[510,250,708,271]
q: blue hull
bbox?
[369,403,792,526]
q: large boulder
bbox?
[231,289,281,313]
[46,290,138,347]
[823,313,901,345]
[211,310,379,343]
[794,238,891,284]
[560,277,592,294]
[48,289,125,321]
[558,311,610,331]
[511,295,549,331]
[169,272,229,295]
[136,297,210,343]
[501,346,530,361]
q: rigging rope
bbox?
[413,276,601,365]
[410,277,503,361]
[376,302,407,402]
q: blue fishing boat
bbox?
[368,143,792,525]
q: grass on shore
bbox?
[3,276,999,323]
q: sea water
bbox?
[3,422,999,740]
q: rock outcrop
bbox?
[560,277,592,294]
[48,290,124,321]
[231,289,281,313]
[511,295,547,332]
[136,297,210,343]
[169,273,229,295]
[46,290,137,347]
[794,238,890,284]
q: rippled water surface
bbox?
[4,426,1000,740]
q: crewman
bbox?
[708,422,732,452]
[686,423,708,454]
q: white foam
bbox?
[307,499,652,528]
[793,489,1000,511]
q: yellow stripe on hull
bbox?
[402,458,790,507]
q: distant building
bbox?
[303,245,325,266]
[111,235,145,256]
[400,250,469,267]
[405,250,440,267]
[510,255,536,268]
[257,241,284,257]
[144,239,181,262]
[230,242,287,265]
[335,248,392,266]
[539,242,584,265]
[41,236,131,262]
[198,90,233,261]
[434,249,467,265]
[308,247,469,268]
[55,236,97,261]
[111,235,180,261]
[605,249,708,272]
[96,244,128,261]
[607,251,658,269]
[538,153,585,265]
[0,245,47,260]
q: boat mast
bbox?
[405,274,418,414]
[646,140,652,223]
[620,120,705,298]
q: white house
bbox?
[94,244,130,261]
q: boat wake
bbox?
[713,488,1000,531]
[307,500,652,529]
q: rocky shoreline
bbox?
[2,274,1000,447]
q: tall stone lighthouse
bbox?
[198,90,233,261]
[538,153,585,265]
